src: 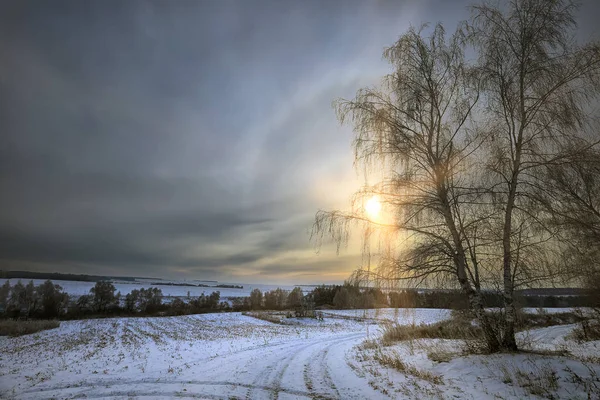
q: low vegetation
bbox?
[242,311,286,324]
[372,349,444,385]
[382,320,480,345]
[572,310,600,342]
[0,319,60,337]
[381,309,591,352]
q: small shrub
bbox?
[0,319,60,337]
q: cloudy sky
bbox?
[1,0,598,284]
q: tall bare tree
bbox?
[468,0,600,349]
[313,0,600,353]
[541,148,600,295]
[312,24,503,351]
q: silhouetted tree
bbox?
[37,280,68,318]
[0,280,10,313]
[90,281,118,312]
[313,0,600,352]
[249,288,263,310]
[287,287,304,309]
[468,0,600,350]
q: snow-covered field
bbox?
[0,279,316,299]
[1,309,599,399]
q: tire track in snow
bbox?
[303,339,340,399]
[19,379,318,399]
[302,333,365,399]
[247,332,363,400]
[11,323,371,400]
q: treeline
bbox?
[150,282,243,289]
[0,280,227,320]
[386,289,593,309]
[1,280,595,321]
[236,285,594,311]
[0,270,137,282]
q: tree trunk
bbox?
[466,286,500,353]
[502,167,520,351]
[438,183,501,352]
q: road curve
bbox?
[16,330,386,400]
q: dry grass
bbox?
[513,363,560,398]
[0,319,60,337]
[516,311,584,330]
[427,350,454,363]
[382,319,480,345]
[373,350,444,385]
[572,318,600,342]
[242,311,285,324]
[358,339,380,350]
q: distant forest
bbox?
[0,270,141,282]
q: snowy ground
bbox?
[1,309,599,399]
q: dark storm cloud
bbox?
[2,0,597,283]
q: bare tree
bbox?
[313,0,600,353]
[468,0,600,349]
[542,148,600,293]
[312,24,503,351]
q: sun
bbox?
[365,195,382,219]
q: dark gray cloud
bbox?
[1,0,598,283]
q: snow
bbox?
[1,309,598,399]
[0,312,378,399]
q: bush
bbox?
[75,294,93,314]
[312,285,341,307]
[264,288,287,310]
[249,288,263,310]
[231,296,251,311]
[333,287,356,309]
[36,280,69,318]
[287,287,303,309]
[137,287,162,313]
[90,281,118,312]
[189,291,221,313]
[0,280,10,313]
[7,280,27,318]
[168,298,188,315]
[0,319,60,337]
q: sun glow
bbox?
[364,196,382,219]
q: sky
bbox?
[1,0,599,284]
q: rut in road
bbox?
[15,332,372,400]
[247,332,363,400]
